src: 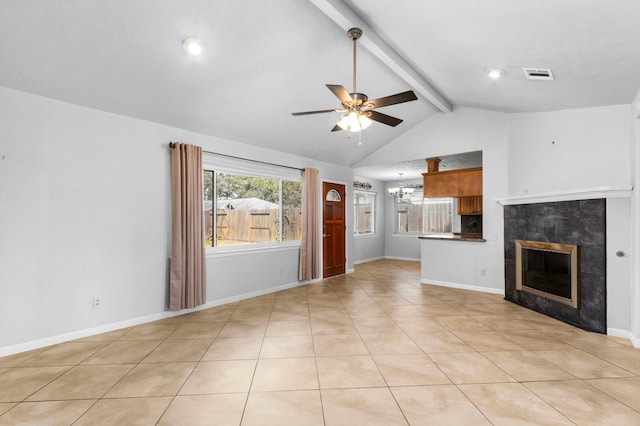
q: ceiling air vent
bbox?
[522,68,555,81]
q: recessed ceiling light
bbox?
[486,68,506,79]
[182,38,203,56]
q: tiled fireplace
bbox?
[503,199,606,333]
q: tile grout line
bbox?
[237,292,275,426]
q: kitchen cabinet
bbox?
[458,169,482,196]
[458,196,483,215]
[424,172,458,197]
[423,167,482,198]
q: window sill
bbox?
[206,242,300,258]
[354,233,378,239]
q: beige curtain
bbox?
[299,168,320,281]
[170,142,206,310]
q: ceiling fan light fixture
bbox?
[182,38,203,56]
[337,111,372,132]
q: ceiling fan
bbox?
[292,27,418,135]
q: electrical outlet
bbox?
[93,297,102,309]
[480,267,487,277]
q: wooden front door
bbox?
[322,182,346,278]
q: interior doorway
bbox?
[322,181,346,278]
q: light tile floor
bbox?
[1,260,640,425]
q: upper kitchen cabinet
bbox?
[457,168,483,196]
[423,167,483,197]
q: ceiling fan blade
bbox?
[367,110,403,127]
[331,124,343,132]
[291,109,340,116]
[367,90,418,109]
[326,84,353,104]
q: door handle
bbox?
[323,234,330,237]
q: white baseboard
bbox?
[0,311,181,358]
[421,278,504,295]
[384,256,420,262]
[0,279,308,358]
[607,328,640,348]
[354,256,385,265]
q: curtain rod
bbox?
[169,142,303,172]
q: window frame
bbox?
[353,190,376,236]
[203,154,302,254]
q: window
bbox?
[203,157,302,249]
[394,191,453,234]
[395,191,423,233]
[354,191,375,235]
[423,197,453,233]
[326,189,341,201]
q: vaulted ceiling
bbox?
[1,0,639,172]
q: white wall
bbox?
[353,176,385,264]
[357,107,510,290]
[0,86,352,352]
[420,239,501,294]
[0,87,171,350]
[631,90,640,345]
[606,198,632,332]
[507,105,631,195]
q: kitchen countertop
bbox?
[418,233,486,242]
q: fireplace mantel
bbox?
[496,185,632,206]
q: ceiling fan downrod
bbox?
[347,28,362,94]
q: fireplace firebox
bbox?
[515,240,578,308]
